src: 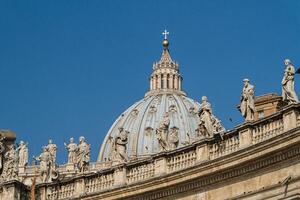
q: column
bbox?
[150,76,153,90]
[153,75,157,90]
[178,76,182,90]
[163,74,167,89]
[169,74,173,89]
[174,75,178,90]
[157,75,161,89]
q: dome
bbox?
[98,92,201,161]
[98,35,224,162]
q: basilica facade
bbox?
[1,33,300,200]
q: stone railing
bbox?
[7,104,298,200]
[252,117,284,144]
[46,182,76,200]
[127,161,155,184]
[209,135,240,159]
[85,171,114,194]
[167,149,196,172]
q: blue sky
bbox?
[0,0,300,163]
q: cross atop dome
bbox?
[162,29,169,40]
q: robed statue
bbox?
[240,79,255,121]
[282,59,299,104]
[156,112,170,151]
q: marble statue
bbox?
[76,136,90,173]
[156,112,170,151]
[34,146,58,183]
[168,127,179,150]
[198,96,214,136]
[111,128,129,162]
[282,59,299,104]
[240,79,255,121]
[46,139,57,164]
[0,144,18,181]
[195,121,209,139]
[16,141,28,167]
[196,96,226,139]
[0,137,5,172]
[64,137,78,164]
[213,118,226,133]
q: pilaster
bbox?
[154,156,167,176]
[239,126,253,148]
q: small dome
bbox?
[98,92,200,161]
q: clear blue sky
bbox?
[1,0,300,163]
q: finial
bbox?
[162,29,169,49]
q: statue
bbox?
[0,144,18,181]
[168,127,179,150]
[282,59,299,104]
[0,137,5,172]
[156,112,170,151]
[198,96,214,136]
[46,139,57,164]
[110,128,129,163]
[239,79,255,121]
[196,96,225,139]
[64,137,78,164]
[76,136,90,173]
[34,146,58,183]
[16,141,28,167]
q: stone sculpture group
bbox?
[239,59,299,122]
[0,59,298,184]
[0,135,90,183]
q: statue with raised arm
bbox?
[64,137,78,164]
[46,139,57,164]
[1,144,18,181]
[156,112,170,151]
[111,128,129,163]
[76,136,90,173]
[16,141,28,167]
[240,79,255,121]
[282,59,299,104]
[35,146,51,183]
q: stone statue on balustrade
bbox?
[0,144,18,181]
[168,127,179,150]
[110,127,129,163]
[282,59,299,104]
[46,139,57,164]
[64,137,78,165]
[34,146,59,183]
[239,79,255,121]
[16,141,28,167]
[196,96,225,139]
[76,136,90,173]
[0,137,5,172]
[156,112,170,151]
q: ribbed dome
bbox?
[98,92,200,161]
[98,34,224,162]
